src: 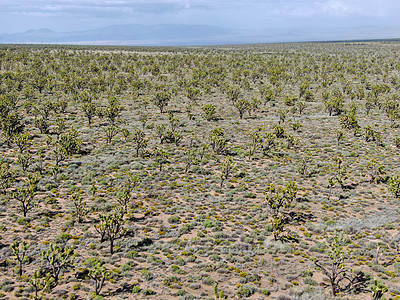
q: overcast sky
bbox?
[1,0,400,34]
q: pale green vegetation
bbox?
[0,42,399,299]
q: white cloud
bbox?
[317,1,350,15]
[1,0,400,34]
[315,0,400,18]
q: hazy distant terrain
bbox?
[1,24,400,45]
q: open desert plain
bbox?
[0,42,400,299]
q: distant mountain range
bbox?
[1,24,400,46]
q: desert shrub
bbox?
[132,285,141,294]
[127,250,139,258]
[202,276,215,285]
[236,284,256,297]
[163,275,180,286]
[325,97,344,116]
[141,269,154,281]
[300,269,313,277]
[171,265,185,274]
[303,277,318,286]
[168,215,181,224]
[143,289,156,295]
[179,223,193,234]
[261,289,271,296]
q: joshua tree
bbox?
[248,127,263,156]
[277,109,288,124]
[273,124,285,138]
[336,129,344,146]
[35,99,54,120]
[72,192,88,223]
[120,128,130,141]
[209,128,228,155]
[52,118,66,139]
[298,155,312,177]
[183,149,198,173]
[311,234,352,297]
[225,85,241,104]
[364,125,383,146]
[186,86,201,102]
[34,118,49,134]
[364,159,387,184]
[18,152,32,172]
[117,173,140,213]
[388,175,400,198]
[13,132,31,153]
[94,209,126,255]
[259,85,274,104]
[153,148,169,172]
[104,96,123,125]
[168,111,180,132]
[202,104,218,121]
[29,268,53,300]
[371,279,388,300]
[219,156,236,187]
[0,112,25,146]
[155,124,167,144]
[41,243,76,285]
[88,258,109,295]
[103,125,119,144]
[51,128,82,167]
[214,282,228,300]
[264,181,298,240]
[261,132,278,157]
[235,98,250,119]
[0,161,14,194]
[325,96,344,116]
[13,184,37,217]
[153,91,171,113]
[296,101,307,115]
[138,111,149,130]
[132,128,147,157]
[82,102,97,126]
[339,111,360,133]
[10,240,29,276]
